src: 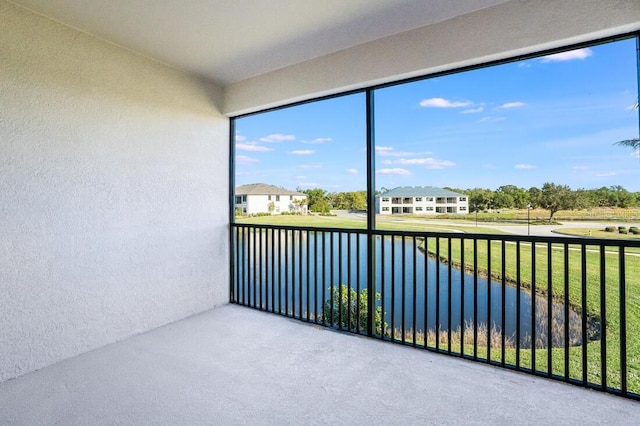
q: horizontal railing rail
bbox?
[231,223,640,400]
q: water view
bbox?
[234,230,582,349]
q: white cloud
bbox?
[299,164,322,169]
[633,151,640,158]
[572,165,589,171]
[375,146,431,157]
[626,103,639,111]
[289,150,315,155]
[461,107,484,114]
[297,182,318,187]
[478,116,506,123]
[295,175,307,179]
[236,143,272,152]
[499,101,526,109]
[518,62,531,68]
[419,97,472,108]
[514,164,535,169]
[595,172,617,177]
[346,168,358,174]
[235,135,246,142]
[377,168,412,176]
[237,155,258,165]
[541,48,592,62]
[397,158,455,169]
[259,133,295,143]
[303,137,333,144]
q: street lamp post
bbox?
[527,204,532,236]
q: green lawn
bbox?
[419,236,640,393]
[236,214,508,234]
[554,227,640,240]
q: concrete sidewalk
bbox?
[1,305,639,425]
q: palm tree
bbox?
[615,138,639,151]
[615,101,639,162]
[615,138,640,165]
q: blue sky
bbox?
[235,37,640,193]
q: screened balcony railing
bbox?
[230,223,640,400]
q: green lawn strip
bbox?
[420,237,639,392]
[553,228,640,240]
[237,215,367,229]
[376,222,508,234]
[553,228,640,253]
[237,215,508,234]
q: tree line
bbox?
[298,188,366,214]
[299,184,639,221]
[450,184,639,220]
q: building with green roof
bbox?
[376,186,468,215]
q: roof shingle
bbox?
[378,186,465,197]
[236,183,304,196]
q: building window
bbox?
[459,197,467,202]
[415,197,422,202]
[382,207,389,211]
[460,206,467,211]
[382,197,390,202]
[268,195,272,201]
[426,206,434,211]
[235,196,243,204]
[415,207,423,211]
[276,195,280,201]
[426,197,433,202]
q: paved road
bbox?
[332,210,631,237]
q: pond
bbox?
[235,230,583,349]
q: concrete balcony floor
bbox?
[1,305,639,425]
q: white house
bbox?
[376,186,469,215]
[235,183,307,215]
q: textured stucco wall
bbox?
[0,1,229,383]
[224,0,640,115]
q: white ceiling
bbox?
[9,0,510,85]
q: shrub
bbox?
[604,226,616,232]
[618,226,627,232]
[322,284,385,335]
[631,229,640,235]
[629,226,638,232]
[619,229,628,234]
